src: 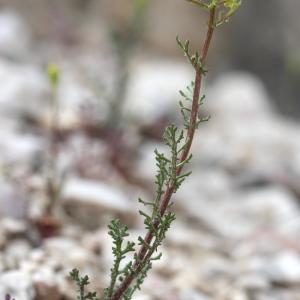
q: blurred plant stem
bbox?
[107,0,149,129]
[45,64,62,216]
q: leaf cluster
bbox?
[186,0,242,26]
[70,269,100,300]
[176,37,208,74]
[104,220,136,299]
[179,82,210,131]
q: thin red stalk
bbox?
[110,8,216,300]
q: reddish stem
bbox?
[110,8,216,300]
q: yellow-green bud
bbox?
[47,63,60,88]
[134,0,149,12]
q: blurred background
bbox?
[0,0,300,299]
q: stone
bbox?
[172,270,205,291]
[0,10,31,59]
[166,220,218,251]
[142,273,175,299]
[200,255,237,281]
[61,178,136,229]
[236,273,270,291]
[34,281,62,300]
[0,60,48,119]
[0,182,28,219]
[0,270,35,300]
[207,72,273,120]
[43,237,91,268]
[177,168,231,202]
[179,289,212,300]
[4,240,31,269]
[265,251,300,284]
[132,295,152,300]
[31,265,68,300]
[124,61,193,125]
[254,290,298,300]
[0,131,44,165]
[1,218,27,236]
[180,186,300,240]
[239,186,300,238]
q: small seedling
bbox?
[107,0,150,128]
[45,63,65,215]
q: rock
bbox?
[207,72,273,120]
[32,266,64,300]
[61,178,136,229]
[0,270,35,300]
[179,289,212,300]
[0,131,44,165]
[221,289,248,300]
[1,218,27,237]
[200,255,237,280]
[166,220,218,251]
[172,270,205,291]
[142,273,175,299]
[124,61,193,125]
[243,187,300,234]
[131,295,152,300]
[43,237,91,268]
[28,249,46,266]
[4,240,31,269]
[177,168,231,202]
[0,60,48,120]
[0,10,31,59]
[265,251,300,284]
[0,219,27,250]
[236,273,270,291]
[0,182,28,219]
[180,186,300,239]
[34,281,62,300]
[254,290,298,300]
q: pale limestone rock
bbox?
[62,178,136,228]
[0,270,35,300]
[0,60,48,119]
[124,61,193,125]
[207,72,273,120]
[265,251,300,284]
[0,10,31,59]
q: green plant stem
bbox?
[107,240,123,298]
[45,84,59,215]
[109,7,216,300]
